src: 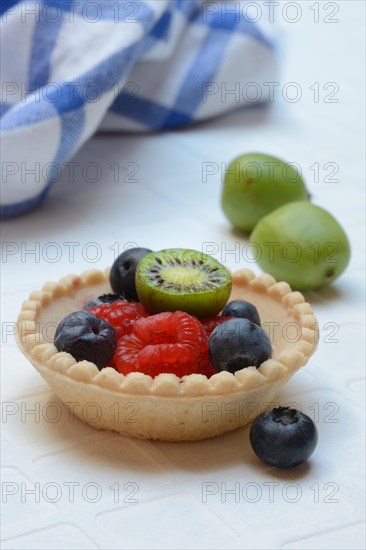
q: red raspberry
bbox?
[196,358,218,378]
[201,316,236,338]
[114,311,209,377]
[88,300,148,340]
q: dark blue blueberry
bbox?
[54,310,116,371]
[250,406,318,468]
[83,293,124,309]
[110,247,152,301]
[208,318,271,373]
[221,300,261,326]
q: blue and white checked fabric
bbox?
[0,0,278,218]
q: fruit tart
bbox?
[16,248,318,441]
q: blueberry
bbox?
[250,406,318,468]
[208,318,271,373]
[222,300,261,326]
[83,293,124,309]
[110,247,152,301]
[54,311,117,370]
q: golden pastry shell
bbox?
[16,268,318,441]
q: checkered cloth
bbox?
[0,0,278,218]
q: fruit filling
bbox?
[110,247,152,300]
[201,316,236,337]
[53,247,272,379]
[54,311,116,371]
[83,293,125,309]
[114,311,209,377]
[87,300,147,340]
[136,248,232,318]
[208,318,271,373]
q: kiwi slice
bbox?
[135,249,232,318]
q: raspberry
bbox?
[88,300,147,340]
[200,316,235,338]
[114,311,209,377]
[196,358,218,378]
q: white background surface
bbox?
[1,1,365,548]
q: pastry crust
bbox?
[16,268,318,441]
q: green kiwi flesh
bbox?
[135,249,232,318]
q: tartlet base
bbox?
[16,268,318,441]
